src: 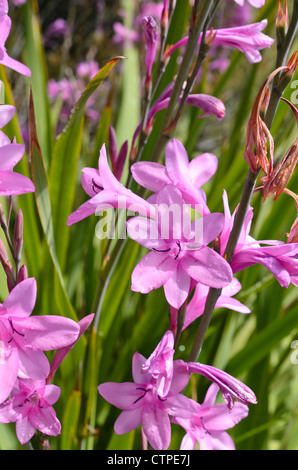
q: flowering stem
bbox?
[188,8,298,362]
[148,0,215,164]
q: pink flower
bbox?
[0,105,35,195]
[173,383,249,450]
[188,362,257,410]
[127,185,233,309]
[131,139,218,213]
[233,0,265,7]
[0,278,80,403]
[98,333,196,450]
[221,190,298,288]
[165,20,274,64]
[0,378,61,445]
[67,144,155,226]
[0,4,31,76]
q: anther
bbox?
[200,417,211,435]
[92,178,104,194]
[158,396,167,402]
[174,241,182,260]
[152,248,171,253]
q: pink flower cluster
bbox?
[98,330,256,450]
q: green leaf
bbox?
[49,57,123,271]
[28,89,77,321]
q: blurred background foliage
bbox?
[0,0,298,450]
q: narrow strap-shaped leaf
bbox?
[49,57,123,271]
[29,89,77,321]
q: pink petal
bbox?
[0,104,15,127]
[132,352,151,385]
[18,348,50,381]
[67,190,117,225]
[114,408,143,434]
[98,382,145,410]
[126,216,167,250]
[199,431,235,450]
[165,394,198,418]
[15,315,80,351]
[201,402,249,432]
[16,416,36,444]
[0,171,35,196]
[131,161,170,192]
[29,407,61,436]
[0,143,25,171]
[169,360,190,395]
[165,139,190,190]
[188,153,218,187]
[156,185,191,241]
[191,212,224,246]
[0,14,11,45]
[163,266,190,309]
[131,251,176,294]
[0,49,31,77]
[0,346,18,403]
[215,295,251,314]
[81,167,103,197]
[142,402,171,450]
[48,314,94,382]
[181,248,233,288]
[1,278,36,319]
[43,384,61,405]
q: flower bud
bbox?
[276,1,289,45]
[142,16,158,90]
[17,264,28,283]
[13,209,23,263]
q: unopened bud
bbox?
[277,51,298,92]
[13,209,23,263]
[114,140,128,182]
[142,16,158,90]
[276,1,289,45]
[109,126,118,172]
[17,264,28,283]
[0,238,15,287]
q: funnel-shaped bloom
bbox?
[0,7,31,76]
[165,20,274,64]
[98,332,196,450]
[141,330,175,398]
[0,378,61,445]
[188,362,257,410]
[0,278,80,403]
[173,383,249,450]
[127,185,233,309]
[131,139,218,213]
[67,144,156,226]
